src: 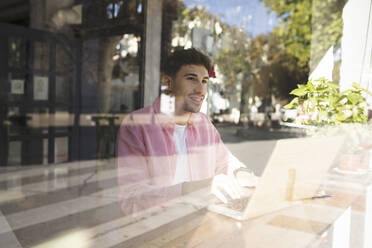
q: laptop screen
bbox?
[243,136,345,219]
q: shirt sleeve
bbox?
[117,115,151,214]
[226,152,246,175]
[117,115,181,215]
[211,121,246,176]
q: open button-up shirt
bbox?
[117,98,233,215]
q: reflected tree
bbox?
[171,2,311,119]
[97,36,122,113]
[214,27,252,115]
[49,0,143,113]
[250,33,308,100]
[260,0,346,72]
[216,31,308,115]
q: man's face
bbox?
[170,64,209,114]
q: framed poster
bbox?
[11,79,25,94]
[33,76,49,100]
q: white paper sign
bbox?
[11,79,24,94]
[34,76,49,100]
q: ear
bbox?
[161,74,173,94]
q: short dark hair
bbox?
[162,48,212,77]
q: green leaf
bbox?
[336,112,347,122]
[327,82,340,89]
[352,82,360,89]
[290,87,308,96]
[347,93,362,105]
[284,97,299,109]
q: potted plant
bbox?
[284,77,372,173]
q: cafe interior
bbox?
[1,0,372,247]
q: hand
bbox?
[234,168,259,188]
[211,174,243,204]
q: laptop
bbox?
[208,135,345,220]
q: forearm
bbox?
[119,182,182,215]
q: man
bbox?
[117,48,256,215]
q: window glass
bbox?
[110,34,141,113]
[8,37,27,68]
[8,72,27,102]
[33,75,49,101]
[164,0,304,126]
[55,137,69,163]
[33,41,50,71]
[27,107,49,134]
[54,109,73,134]
[43,138,49,165]
[7,141,22,166]
[56,76,71,104]
[6,106,26,136]
[0,1,372,248]
[56,43,73,73]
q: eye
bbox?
[187,77,197,81]
[202,79,208,84]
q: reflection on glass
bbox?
[110,34,141,113]
[56,43,73,72]
[27,107,49,134]
[7,107,26,136]
[43,138,49,165]
[54,109,73,133]
[8,73,27,102]
[10,78,25,95]
[0,0,371,247]
[33,75,49,101]
[364,185,372,248]
[106,1,124,19]
[332,207,351,248]
[8,141,22,166]
[56,76,71,103]
[8,37,27,68]
[33,41,50,71]
[55,137,69,163]
[167,0,305,125]
[83,0,143,29]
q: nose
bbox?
[194,80,207,95]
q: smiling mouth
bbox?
[189,95,204,105]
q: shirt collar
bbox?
[152,97,196,129]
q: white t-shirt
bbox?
[171,124,247,185]
[172,124,191,184]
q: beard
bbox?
[182,100,202,113]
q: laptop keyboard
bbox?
[215,196,251,212]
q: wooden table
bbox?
[118,171,372,248]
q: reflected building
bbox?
[0,0,172,166]
[0,0,278,167]
[0,1,371,168]
[1,1,372,248]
